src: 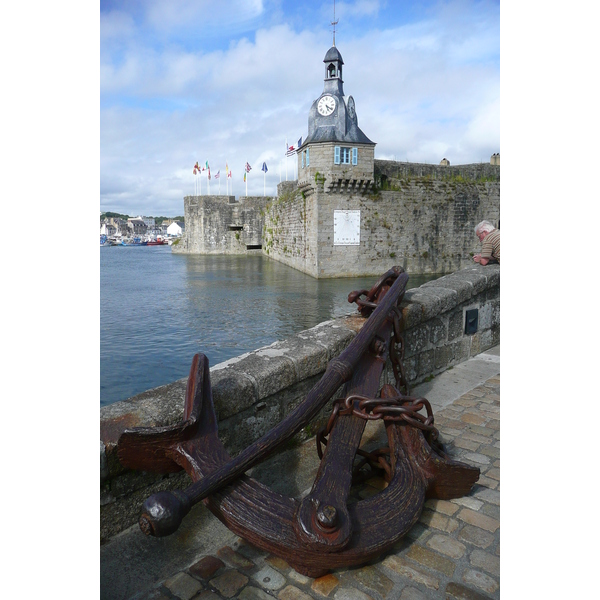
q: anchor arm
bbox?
[125,269,409,538]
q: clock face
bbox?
[317,95,336,116]
[347,96,355,118]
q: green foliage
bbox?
[389,252,396,258]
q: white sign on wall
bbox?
[333,210,361,245]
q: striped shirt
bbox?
[481,229,500,262]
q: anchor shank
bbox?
[294,316,394,550]
[179,271,408,509]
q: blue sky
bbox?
[100,0,500,216]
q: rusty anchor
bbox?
[116,267,479,577]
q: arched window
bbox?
[328,63,336,78]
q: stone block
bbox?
[478,303,492,330]
[418,349,435,377]
[164,571,204,600]
[398,291,425,329]
[421,275,473,304]
[428,317,447,345]
[403,290,445,321]
[448,310,463,341]
[405,544,456,576]
[251,566,287,591]
[219,402,282,455]
[210,570,249,597]
[350,565,392,598]
[222,352,297,401]
[404,324,430,358]
[452,269,488,295]
[267,335,329,380]
[434,344,455,371]
[211,368,258,420]
[189,556,225,580]
[301,319,357,361]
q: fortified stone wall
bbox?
[264,173,499,277]
[262,182,320,277]
[100,265,500,541]
[172,160,499,278]
[374,159,500,183]
[174,195,272,255]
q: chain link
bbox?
[320,273,445,479]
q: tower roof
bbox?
[323,46,344,64]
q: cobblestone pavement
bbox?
[128,374,500,600]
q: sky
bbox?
[100,0,500,217]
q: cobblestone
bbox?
[163,572,204,600]
[113,369,501,600]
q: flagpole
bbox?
[285,138,288,181]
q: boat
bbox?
[101,234,116,247]
[120,236,148,246]
[146,237,167,246]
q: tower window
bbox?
[328,63,336,78]
[334,147,358,165]
[301,151,305,168]
[306,147,310,166]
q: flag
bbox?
[262,162,268,173]
[297,137,302,148]
[245,162,252,172]
[286,144,295,156]
[226,162,229,175]
[208,167,211,180]
[205,161,209,169]
[193,161,199,175]
[227,170,232,178]
[214,170,220,179]
[243,172,246,182]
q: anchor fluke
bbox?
[139,490,191,537]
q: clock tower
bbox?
[297,44,375,194]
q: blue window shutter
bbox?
[334,146,340,164]
[301,152,305,168]
[306,147,310,166]
[352,147,358,165]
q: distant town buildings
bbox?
[99,215,185,239]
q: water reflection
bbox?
[101,248,437,406]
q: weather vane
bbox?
[331,0,339,46]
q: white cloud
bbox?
[100,0,499,216]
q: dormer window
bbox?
[327,63,336,78]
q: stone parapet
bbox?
[100,264,499,541]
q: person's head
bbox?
[475,220,495,242]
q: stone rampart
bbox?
[171,159,500,278]
[174,195,272,254]
[100,265,499,541]
[264,172,499,277]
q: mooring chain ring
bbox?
[348,266,405,318]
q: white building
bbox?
[167,221,184,236]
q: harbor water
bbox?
[101,245,437,406]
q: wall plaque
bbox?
[333,210,360,245]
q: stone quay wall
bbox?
[100,265,499,541]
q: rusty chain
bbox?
[316,389,445,481]
[319,270,444,480]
